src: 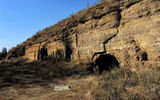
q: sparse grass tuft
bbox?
[72,66,160,100]
[100,68,125,81]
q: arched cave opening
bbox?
[95,54,119,74]
[38,47,48,60]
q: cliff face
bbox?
[7,0,160,67]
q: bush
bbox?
[0,47,7,60]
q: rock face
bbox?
[7,0,160,67]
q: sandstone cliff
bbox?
[6,0,160,67]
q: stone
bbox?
[54,85,71,92]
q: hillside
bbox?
[5,0,160,68]
[0,0,160,99]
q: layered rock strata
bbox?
[6,0,160,67]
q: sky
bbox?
[0,0,99,52]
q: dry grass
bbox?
[71,67,160,100]
[0,61,160,100]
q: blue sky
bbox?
[0,0,99,51]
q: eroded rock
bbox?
[6,0,160,67]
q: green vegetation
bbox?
[0,47,7,60]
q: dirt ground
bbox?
[0,62,95,100]
[0,76,94,100]
[0,62,160,100]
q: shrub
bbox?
[0,47,7,59]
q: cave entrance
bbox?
[65,44,72,61]
[38,47,48,60]
[95,54,119,74]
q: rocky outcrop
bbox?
[6,0,160,67]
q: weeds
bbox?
[0,61,160,99]
[100,68,124,81]
[71,66,160,100]
[96,67,160,100]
